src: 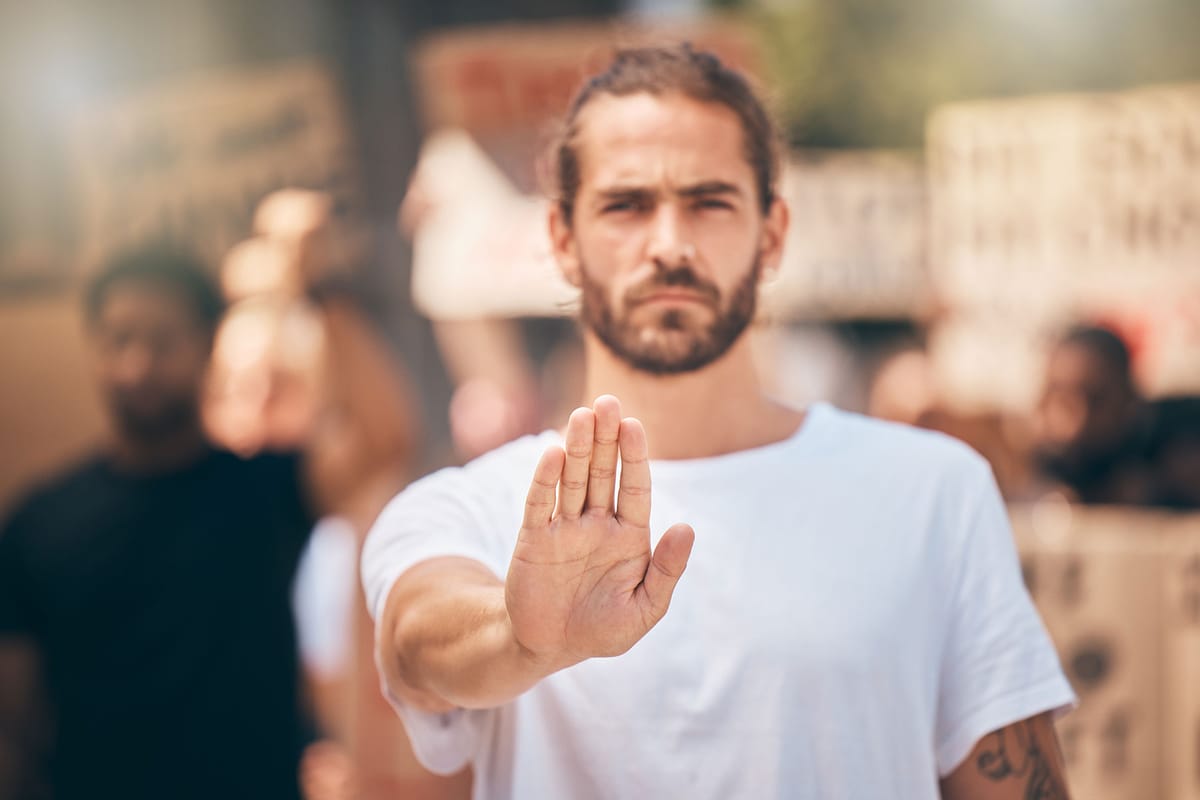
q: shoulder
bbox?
[385,433,554,517]
[815,404,991,480]
[362,434,553,595]
[1,455,110,533]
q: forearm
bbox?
[379,558,559,710]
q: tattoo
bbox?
[975,719,1069,799]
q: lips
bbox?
[639,290,708,304]
[627,284,719,308]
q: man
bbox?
[363,45,1075,798]
[1032,324,1152,505]
[0,242,439,800]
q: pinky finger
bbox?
[522,446,565,531]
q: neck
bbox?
[580,330,804,460]
[109,420,210,475]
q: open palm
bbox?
[506,395,695,668]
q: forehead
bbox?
[94,280,204,331]
[572,91,754,192]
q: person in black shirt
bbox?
[0,244,409,800]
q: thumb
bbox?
[639,523,695,624]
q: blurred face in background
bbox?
[551,91,785,375]
[89,282,211,443]
[1035,341,1138,469]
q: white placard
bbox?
[70,61,362,271]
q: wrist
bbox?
[501,607,575,684]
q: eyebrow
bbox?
[594,181,745,202]
[677,180,743,199]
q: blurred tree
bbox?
[734,0,1200,148]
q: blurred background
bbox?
[1,0,1199,798]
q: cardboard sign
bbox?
[1012,504,1168,800]
[763,150,928,321]
[0,295,107,513]
[69,61,362,271]
[1012,505,1200,799]
[928,84,1200,317]
[1162,517,1200,800]
[411,19,760,139]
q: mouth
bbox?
[633,290,713,307]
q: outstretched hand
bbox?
[506,395,695,671]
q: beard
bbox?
[109,391,200,443]
[579,255,761,375]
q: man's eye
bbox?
[603,200,640,213]
[695,198,733,211]
[102,331,131,352]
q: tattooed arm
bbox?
[940,712,1071,800]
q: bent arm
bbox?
[376,557,559,711]
[940,712,1070,799]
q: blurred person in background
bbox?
[362,44,1074,799]
[0,224,448,799]
[1031,324,1153,505]
[208,189,470,800]
[1144,395,1200,510]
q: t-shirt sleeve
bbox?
[934,456,1077,777]
[360,464,509,774]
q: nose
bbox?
[646,202,694,269]
[113,341,155,387]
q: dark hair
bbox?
[554,43,781,225]
[85,246,225,331]
[1058,324,1133,381]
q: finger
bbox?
[638,524,695,624]
[585,395,622,513]
[522,446,565,531]
[615,417,651,527]
[558,407,594,519]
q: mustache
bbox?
[623,265,721,307]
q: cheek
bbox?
[588,224,645,274]
[696,218,759,268]
[578,230,642,298]
[160,345,211,390]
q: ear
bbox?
[549,203,582,288]
[758,196,789,280]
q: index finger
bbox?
[522,445,565,531]
[615,417,651,527]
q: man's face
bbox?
[551,91,786,374]
[90,282,211,442]
[1035,342,1136,466]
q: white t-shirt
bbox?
[292,517,358,679]
[362,403,1075,799]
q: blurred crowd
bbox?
[867,324,1200,511]
[1,0,1198,793]
[1,181,1198,800]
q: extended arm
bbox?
[377,556,549,711]
[373,395,695,712]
